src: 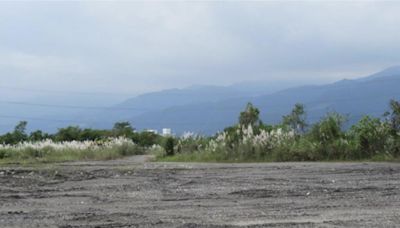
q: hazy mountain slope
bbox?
[76,85,252,130]
[2,66,400,135]
[117,85,247,111]
[253,76,400,124]
[0,82,292,133]
[0,92,128,133]
[84,81,307,131]
[228,79,311,96]
[129,67,400,135]
[81,82,305,129]
[131,97,250,135]
[357,65,400,82]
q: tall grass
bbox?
[157,124,400,162]
[0,137,144,165]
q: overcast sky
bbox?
[1,1,400,95]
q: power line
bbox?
[0,100,149,111]
[0,91,399,112]
[0,114,77,123]
[0,111,388,126]
[0,85,136,97]
[0,88,398,126]
[0,114,235,126]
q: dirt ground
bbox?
[1,156,399,227]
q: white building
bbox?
[162,128,172,136]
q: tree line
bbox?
[1,99,400,161]
[162,99,400,161]
[0,121,162,147]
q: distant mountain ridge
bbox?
[1,66,399,135]
[123,66,400,134]
[358,65,400,82]
[76,82,300,130]
[0,82,282,133]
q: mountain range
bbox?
[1,66,400,135]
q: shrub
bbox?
[349,116,390,158]
[310,112,346,143]
[282,103,308,134]
[176,132,209,154]
[164,137,175,156]
[55,126,82,142]
[135,131,161,147]
[239,103,261,127]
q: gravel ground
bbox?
[1,156,400,227]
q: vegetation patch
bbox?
[157,100,400,162]
[0,137,146,165]
[1,100,400,164]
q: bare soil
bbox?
[1,156,399,227]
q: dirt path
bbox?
[1,156,400,227]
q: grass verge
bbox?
[0,143,145,166]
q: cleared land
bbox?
[1,156,400,227]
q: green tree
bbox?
[349,116,389,158]
[385,99,400,135]
[136,131,160,147]
[14,121,27,134]
[80,129,110,141]
[0,133,15,145]
[164,136,175,156]
[0,121,29,144]
[384,99,400,156]
[113,121,134,137]
[13,121,28,143]
[310,112,347,143]
[29,130,50,141]
[282,103,307,134]
[55,126,82,141]
[239,103,261,127]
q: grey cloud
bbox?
[0,1,400,95]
